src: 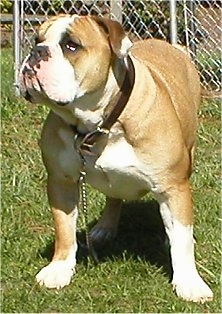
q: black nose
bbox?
[28,45,51,68]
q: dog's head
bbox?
[19,15,132,107]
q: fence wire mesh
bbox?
[14,0,221,94]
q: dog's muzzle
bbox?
[28,45,51,68]
[19,43,77,105]
[20,45,52,101]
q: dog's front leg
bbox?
[159,180,213,303]
[36,176,78,289]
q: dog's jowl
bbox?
[19,14,213,303]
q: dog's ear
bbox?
[92,16,132,58]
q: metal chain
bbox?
[79,169,99,265]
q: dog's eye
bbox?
[65,40,80,52]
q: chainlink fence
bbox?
[13,0,221,95]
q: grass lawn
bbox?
[1,48,221,313]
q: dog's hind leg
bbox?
[90,197,122,246]
[159,180,213,303]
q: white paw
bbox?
[172,273,213,303]
[36,261,75,289]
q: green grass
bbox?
[1,48,221,313]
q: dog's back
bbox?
[130,39,200,152]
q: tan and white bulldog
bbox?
[19,14,213,303]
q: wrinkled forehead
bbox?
[37,15,105,45]
[38,15,78,43]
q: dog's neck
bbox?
[69,55,135,135]
[72,55,135,157]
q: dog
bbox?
[19,14,213,303]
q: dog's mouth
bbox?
[19,45,51,102]
[19,63,46,103]
[19,44,80,106]
[20,65,70,107]
[19,63,73,106]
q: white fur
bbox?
[79,129,160,200]
[36,245,77,289]
[56,125,160,200]
[36,259,74,289]
[37,43,84,102]
[19,15,85,121]
[20,17,213,301]
[35,15,83,105]
[36,207,78,289]
[42,15,77,44]
[160,202,213,302]
[20,44,85,124]
[119,36,133,58]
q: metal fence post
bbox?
[14,0,221,93]
[183,0,190,50]
[188,0,197,57]
[13,0,20,96]
[169,0,177,44]
[110,0,122,23]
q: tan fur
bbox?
[40,21,198,265]
[20,15,213,302]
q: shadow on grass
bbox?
[39,199,172,281]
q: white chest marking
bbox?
[85,136,158,200]
[58,128,159,200]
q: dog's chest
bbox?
[83,137,156,200]
[58,127,157,200]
